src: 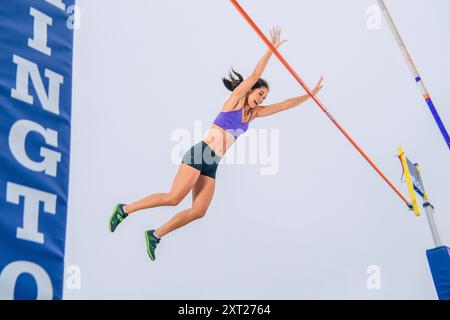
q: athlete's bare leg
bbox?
[123,164,200,214]
[154,174,215,238]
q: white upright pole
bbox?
[424,203,443,248]
[414,163,444,247]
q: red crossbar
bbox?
[230,0,411,207]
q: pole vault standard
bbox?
[229,0,411,207]
[378,0,450,150]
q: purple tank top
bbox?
[213,108,253,139]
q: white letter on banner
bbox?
[6,182,57,244]
[28,8,53,56]
[9,120,61,177]
[45,0,66,11]
[11,55,63,115]
[0,261,53,300]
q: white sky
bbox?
[65,0,450,299]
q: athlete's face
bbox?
[248,87,269,108]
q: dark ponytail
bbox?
[222,67,244,91]
[222,67,270,92]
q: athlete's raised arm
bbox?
[227,26,286,104]
[255,76,324,118]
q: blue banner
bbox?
[0,0,74,300]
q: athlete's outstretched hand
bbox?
[312,76,324,95]
[269,26,287,49]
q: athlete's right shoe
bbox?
[109,203,128,233]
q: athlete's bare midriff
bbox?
[203,124,236,158]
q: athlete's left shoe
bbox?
[145,230,161,261]
[109,203,128,233]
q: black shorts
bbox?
[181,141,222,179]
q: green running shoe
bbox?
[145,230,161,261]
[109,203,128,232]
